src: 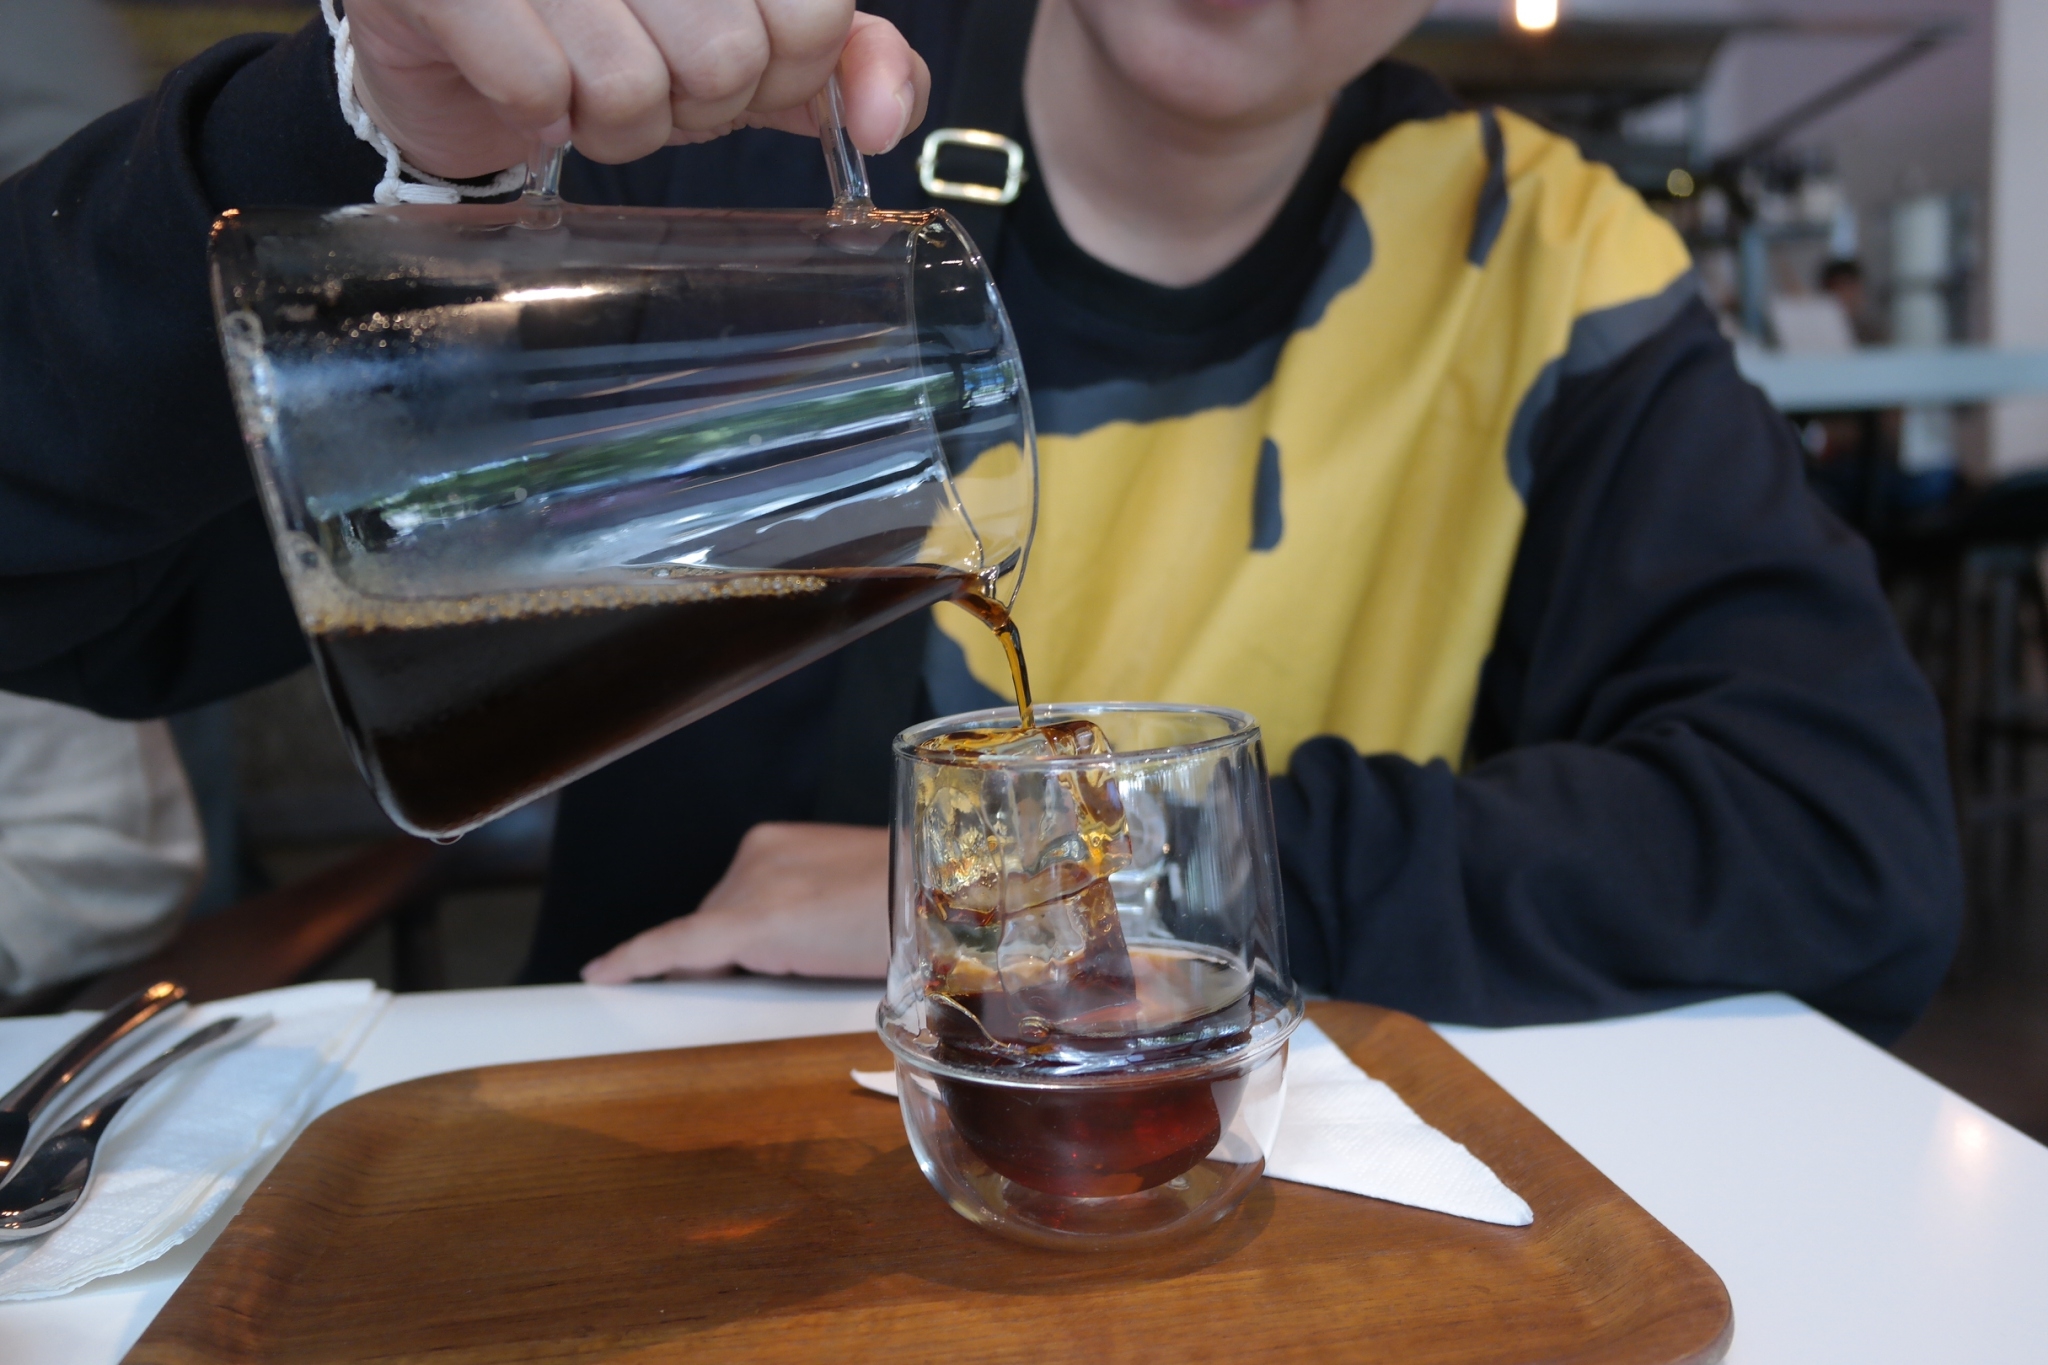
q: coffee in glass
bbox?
[883,703,1302,1247]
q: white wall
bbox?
[1431,0,1994,241]
[1429,0,2048,468]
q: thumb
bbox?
[749,14,929,154]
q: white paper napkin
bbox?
[1264,1019,1532,1224]
[854,1018,1532,1227]
[0,979,388,1300]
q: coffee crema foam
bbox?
[286,568,831,636]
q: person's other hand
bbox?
[343,1,930,177]
[581,821,890,982]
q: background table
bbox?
[1734,344,2048,410]
[2,983,2044,1364]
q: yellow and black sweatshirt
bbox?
[0,10,1959,1038]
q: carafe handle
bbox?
[813,73,872,216]
[523,144,567,203]
[517,76,864,215]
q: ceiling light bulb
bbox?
[1515,0,1560,32]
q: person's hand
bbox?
[581,821,890,982]
[342,1,930,177]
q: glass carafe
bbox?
[208,84,1035,839]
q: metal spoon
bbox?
[0,1014,270,1241]
[0,981,188,1179]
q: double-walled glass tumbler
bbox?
[882,704,1302,1248]
[209,92,1034,839]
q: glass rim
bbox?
[893,701,1262,770]
[876,997,1303,1089]
[214,199,950,235]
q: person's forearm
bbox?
[1273,710,1958,1043]
[0,7,927,718]
[1272,301,1961,1044]
[0,696,202,994]
[0,22,374,713]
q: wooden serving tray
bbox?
[127,1002,1731,1364]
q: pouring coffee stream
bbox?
[950,587,1035,730]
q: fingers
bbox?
[355,1,923,174]
[580,822,891,983]
[582,916,738,983]
[746,0,853,114]
[531,0,676,162]
[404,0,571,140]
[747,13,928,154]
[545,0,871,162]
[836,13,929,153]
[579,891,887,983]
[624,0,771,136]
[349,0,570,178]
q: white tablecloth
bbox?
[0,982,2042,1364]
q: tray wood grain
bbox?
[126,1001,1731,1364]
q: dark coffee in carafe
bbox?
[312,568,968,836]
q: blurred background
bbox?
[5,0,2046,1141]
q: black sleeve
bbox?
[0,21,380,717]
[1271,299,1961,1043]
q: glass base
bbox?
[895,1046,1285,1251]
[924,1151,1265,1251]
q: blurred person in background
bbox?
[0,692,203,1001]
[1819,258,1881,347]
[0,0,213,1002]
